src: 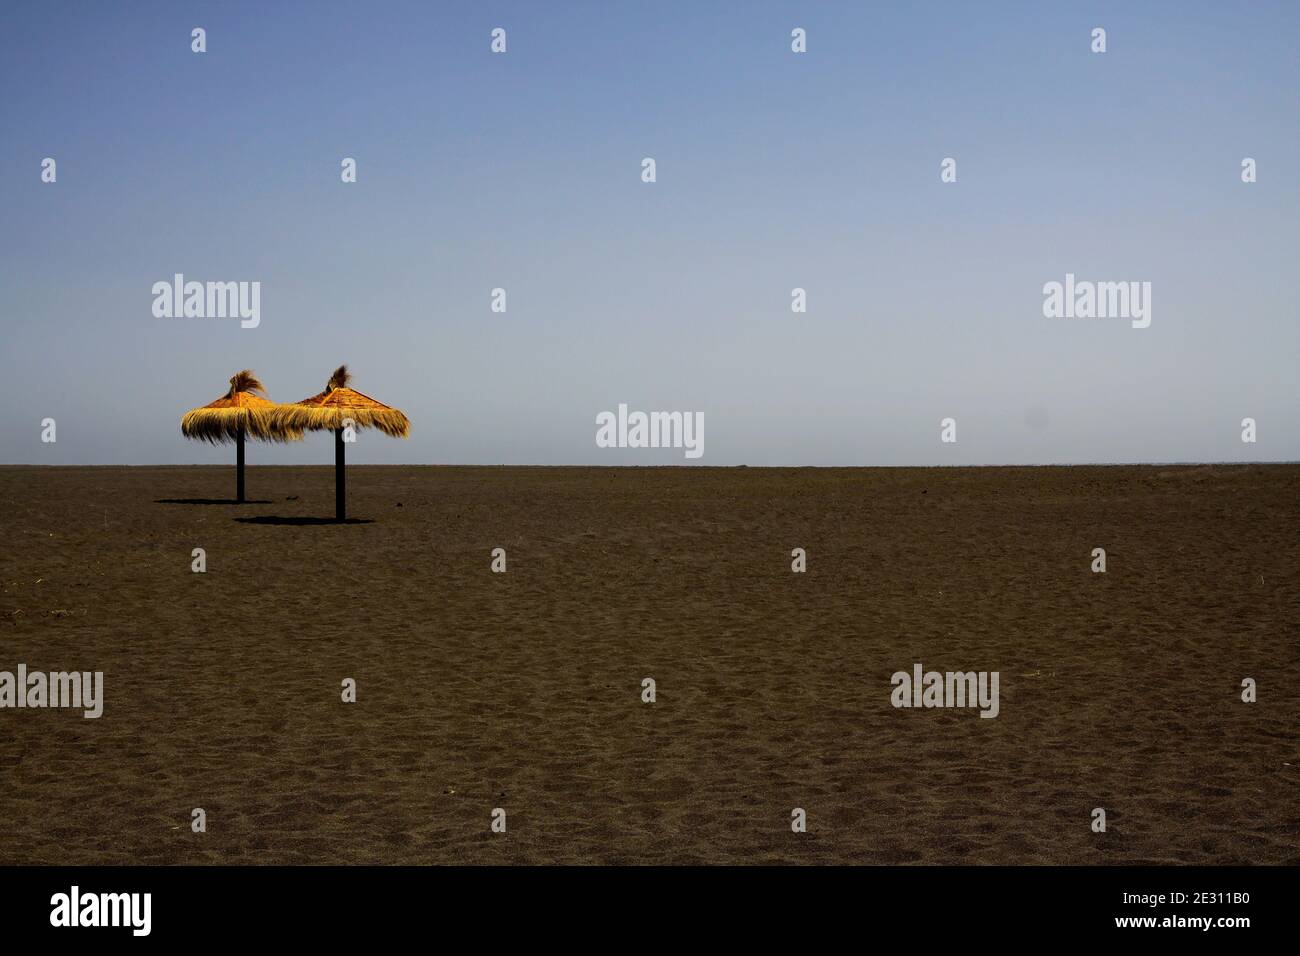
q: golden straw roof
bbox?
[181,370,303,444]
[273,366,411,438]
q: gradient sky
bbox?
[2,0,1297,465]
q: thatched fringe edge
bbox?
[181,407,303,444]
[272,404,410,438]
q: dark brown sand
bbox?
[0,464,1296,865]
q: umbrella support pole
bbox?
[335,427,345,522]
[236,428,246,504]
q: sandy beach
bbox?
[1,464,1296,864]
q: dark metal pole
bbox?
[335,427,345,521]
[236,427,246,503]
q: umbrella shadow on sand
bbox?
[157,498,273,505]
[234,516,375,526]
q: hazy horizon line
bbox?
[3,461,1296,470]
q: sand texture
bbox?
[1,464,1296,864]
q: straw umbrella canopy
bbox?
[271,365,410,521]
[181,370,302,503]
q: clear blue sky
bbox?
[2,1,1297,465]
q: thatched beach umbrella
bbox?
[181,370,301,503]
[272,366,410,521]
